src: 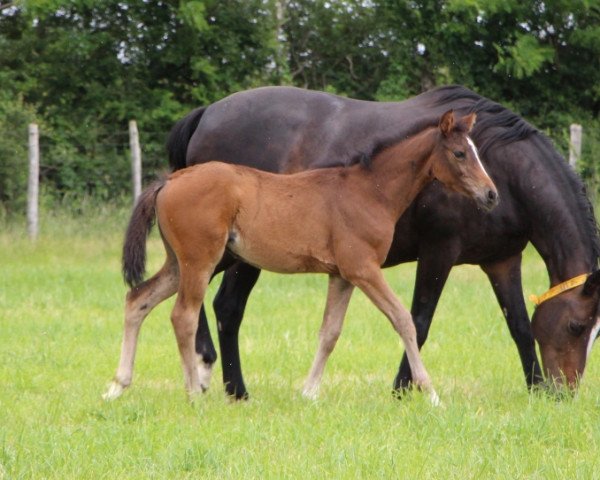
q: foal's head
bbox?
[430,110,499,211]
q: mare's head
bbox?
[430,110,498,211]
[532,271,600,390]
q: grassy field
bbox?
[2,208,600,479]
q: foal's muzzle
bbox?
[476,188,499,211]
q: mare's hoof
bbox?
[224,382,249,401]
[226,390,250,402]
[392,374,412,400]
[392,386,411,400]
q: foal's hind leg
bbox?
[347,265,439,405]
[171,265,218,399]
[103,259,179,400]
[303,275,354,399]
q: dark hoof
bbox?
[225,384,249,401]
[392,375,412,400]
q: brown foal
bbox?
[103,110,498,403]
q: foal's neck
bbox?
[367,127,438,218]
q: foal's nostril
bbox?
[482,188,499,210]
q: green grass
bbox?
[2,209,600,479]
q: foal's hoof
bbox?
[197,360,213,392]
[102,381,126,401]
[429,390,442,407]
[302,385,320,401]
[188,390,205,404]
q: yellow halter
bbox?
[529,274,590,306]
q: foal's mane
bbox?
[355,117,440,170]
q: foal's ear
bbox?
[583,271,600,297]
[439,110,455,136]
[462,112,477,132]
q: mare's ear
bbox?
[462,112,477,132]
[582,270,600,296]
[439,110,455,136]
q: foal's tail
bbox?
[122,179,167,288]
[166,107,206,171]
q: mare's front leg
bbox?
[303,275,354,400]
[347,265,439,405]
[393,241,459,394]
[103,259,179,400]
[481,254,543,388]
[212,262,261,400]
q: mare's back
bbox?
[185,87,450,172]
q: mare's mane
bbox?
[436,86,600,266]
[350,85,600,266]
[351,85,538,169]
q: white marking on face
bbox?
[467,136,490,178]
[586,317,600,361]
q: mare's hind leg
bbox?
[303,275,354,399]
[347,265,439,405]
[213,261,261,400]
[103,258,179,400]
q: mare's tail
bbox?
[166,107,206,171]
[122,179,167,288]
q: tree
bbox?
[0,0,280,206]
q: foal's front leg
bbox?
[303,275,354,399]
[103,261,178,400]
[349,266,440,406]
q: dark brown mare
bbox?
[168,85,600,398]
[103,111,497,402]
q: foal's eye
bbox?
[567,321,586,337]
[453,150,465,159]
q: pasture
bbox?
[1,206,600,479]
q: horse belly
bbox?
[227,224,337,275]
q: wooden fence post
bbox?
[569,123,582,168]
[129,120,142,204]
[27,123,39,240]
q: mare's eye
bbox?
[567,321,586,337]
[453,150,465,159]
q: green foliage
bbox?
[494,33,555,79]
[284,0,385,98]
[1,0,599,213]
